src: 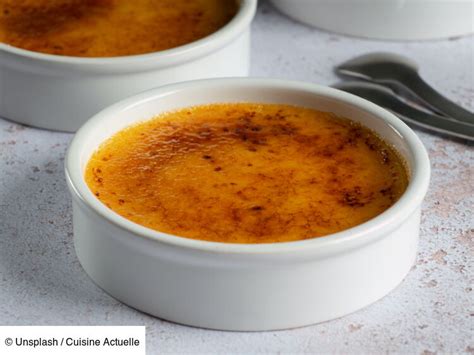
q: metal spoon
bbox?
[336,52,474,124]
[333,81,474,141]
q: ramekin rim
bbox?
[0,0,256,67]
[65,78,431,254]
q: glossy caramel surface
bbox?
[0,0,237,57]
[85,103,409,244]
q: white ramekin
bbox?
[269,0,474,40]
[65,78,430,331]
[0,0,256,132]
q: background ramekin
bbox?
[65,78,430,331]
[0,0,256,132]
[269,0,474,40]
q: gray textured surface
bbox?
[0,2,473,354]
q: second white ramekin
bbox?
[0,0,256,132]
[270,0,474,40]
[66,78,430,331]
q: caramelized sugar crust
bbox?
[0,0,237,57]
[85,104,409,244]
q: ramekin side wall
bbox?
[72,194,420,331]
[0,31,250,132]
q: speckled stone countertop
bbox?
[0,2,472,354]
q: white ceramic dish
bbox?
[270,0,474,40]
[65,78,430,331]
[0,0,256,132]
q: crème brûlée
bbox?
[0,0,238,57]
[85,103,409,244]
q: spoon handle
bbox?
[334,81,474,142]
[396,73,474,124]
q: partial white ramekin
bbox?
[269,0,474,40]
[0,0,256,132]
[65,78,430,331]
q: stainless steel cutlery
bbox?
[334,53,474,140]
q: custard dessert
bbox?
[0,0,238,57]
[85,103,409,244]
